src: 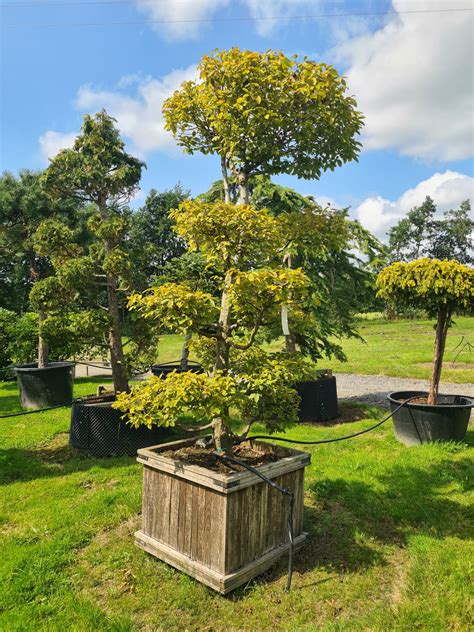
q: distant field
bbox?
[155,316,474,385]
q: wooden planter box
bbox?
[136,437,310,594]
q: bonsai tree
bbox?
[114,200,316,452]
[164,47,363,204]
[376,258,474,404]
[41,111,145,393]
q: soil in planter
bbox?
[401,397,453,405]
[160,444,279,474]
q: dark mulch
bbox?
[160,443,279,474]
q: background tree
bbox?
[201,176,385,358]
[128,184,189,289]
[0,170,83,313]
[41,111,145,392]
[388,196,473,264]
[376,259,474,404]
[164,47,363,204]
[430,200,473,263]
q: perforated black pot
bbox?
[295,376,338,422]
[70,394,169,457]
[388,390,473,446]
[15,362,75,410]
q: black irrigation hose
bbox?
[0,401,74,419]
[234,396,421,447]
[213,450,296,592]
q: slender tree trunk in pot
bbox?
[428,305,450,405]
[99,199,129,394]
[37,309,49,368]
[213,269,235,451]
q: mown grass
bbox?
[155,316,474,384]
[0,377,472,630]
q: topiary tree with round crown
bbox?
[163,47,363,205]
[376,258,474,404]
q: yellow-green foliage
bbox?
[127,282,218,334]
[114,350,315,433]
[376,259,474,318]
[229,268,309,327]
[170,199,285,268]
[163,47,363,180]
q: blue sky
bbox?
[1,0,473,237]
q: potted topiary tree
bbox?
[376,258,474,445]
[114,199,317,592]
[40,111,167,455]
[163,47,371,423]
[0,170,85,407]
[14,220,83,409]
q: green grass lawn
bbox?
[1,377,472,630]
[155,316,474,384]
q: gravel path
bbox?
[336,372,473,409]
[74,363,473,417]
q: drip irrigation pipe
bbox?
[0,400,75,419]
[215,396,420,592]
[234,396,420,447]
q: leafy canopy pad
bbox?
[127,283,219,334]
[164,47,363,180]
[41,110,144,208]
[376,259,474,318]
[170,199,285,268]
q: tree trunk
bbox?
[180,330,192,370]
[214,269,234,373]
[37,309,49,368]
[237,171,250,205]
[221,155,231,204]
[106,274,129,393]
[212,269,236,452]
[282,254,296,353]
[99,199,129,394]
[428,305,450,405]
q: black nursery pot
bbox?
[15,361,75,410]
[70,393,169,457]
[296,375,338,422]
[388,390,473,446]
[151,361,203,378]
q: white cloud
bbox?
[38,130,76,162]
[355,170,474,236]
[134,0,229,40]
[338,0,474,161]
[134,0,323,39]
[39,65,198,161]
[243,0,322,36]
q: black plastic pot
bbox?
[70,394,169,457]
[151,361,203,378]
[388,390,473,446]
[15,362,75,410]
[295,376,338,422]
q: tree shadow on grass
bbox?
[0,432,138,485]
[230,431,473,598]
